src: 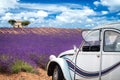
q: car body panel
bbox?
[47,57,72,80]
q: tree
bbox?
[8,20,30,28]
[8,19,16,25]
[22,21,30,27]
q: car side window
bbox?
[104,30,120,52]
[82,30,100,52]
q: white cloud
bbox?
[0,2,98,28]
[101,0,120,12]
[40,6,97,28]
[93,1,100,6]
[18,3,69,12]
[0,1,118,28]
[94,0,120,12]
[117,13,120,15]
[56,6,96,23]
[1,13,13,20]
[0,0,19,15]
[37,11,48,17]
[0,0,19,9]
[1,10,49,21]
[101,11,108,15]
[86,18,93,23]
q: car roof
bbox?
[93,22,120,30]
[82,22,120,37]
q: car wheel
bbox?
[52,65,65,80]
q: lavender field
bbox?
[0,28,82,73]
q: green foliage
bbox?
[22,21,30,26]
[12,60,33,73]
[8,19,30,27]
[8,19,16,25]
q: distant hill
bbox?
[0,28,82,55]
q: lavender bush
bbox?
[0,28,83,73]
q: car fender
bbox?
[47,58,72,80]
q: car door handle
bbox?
[97,54,100,58]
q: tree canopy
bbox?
[8,19,16,25]
[22,21,30,26]
[8,20,30,28]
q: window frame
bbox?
[81,29,101,52]
[103,30,120,52]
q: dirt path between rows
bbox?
[0,68,52,80]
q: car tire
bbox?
[52,65,65,80]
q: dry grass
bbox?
[0,68,52,80]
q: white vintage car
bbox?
[46,22,120,80]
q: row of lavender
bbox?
[0,28,83,73]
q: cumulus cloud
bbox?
[37,6,96,28]
[1,10,48,21]
[0,2,98,28]
[93,1,100,6]
[0,0,118,28]
[0,0,19,15]
[94,0,120,12]
[101,11,108,15]
[56,6,96,23]
[18,3,70,12]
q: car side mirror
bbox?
[73,45,77,52]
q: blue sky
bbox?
[0,0,120,28]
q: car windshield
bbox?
[82,30,100,45]
[81,30,100,51]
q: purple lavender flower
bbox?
[0,28,83,72]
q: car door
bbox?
[101,29,120,80]
[75,30,101,80]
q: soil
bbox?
[0,68,52,80]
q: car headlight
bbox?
[49,55,56,60]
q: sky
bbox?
[0,0,120,28]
